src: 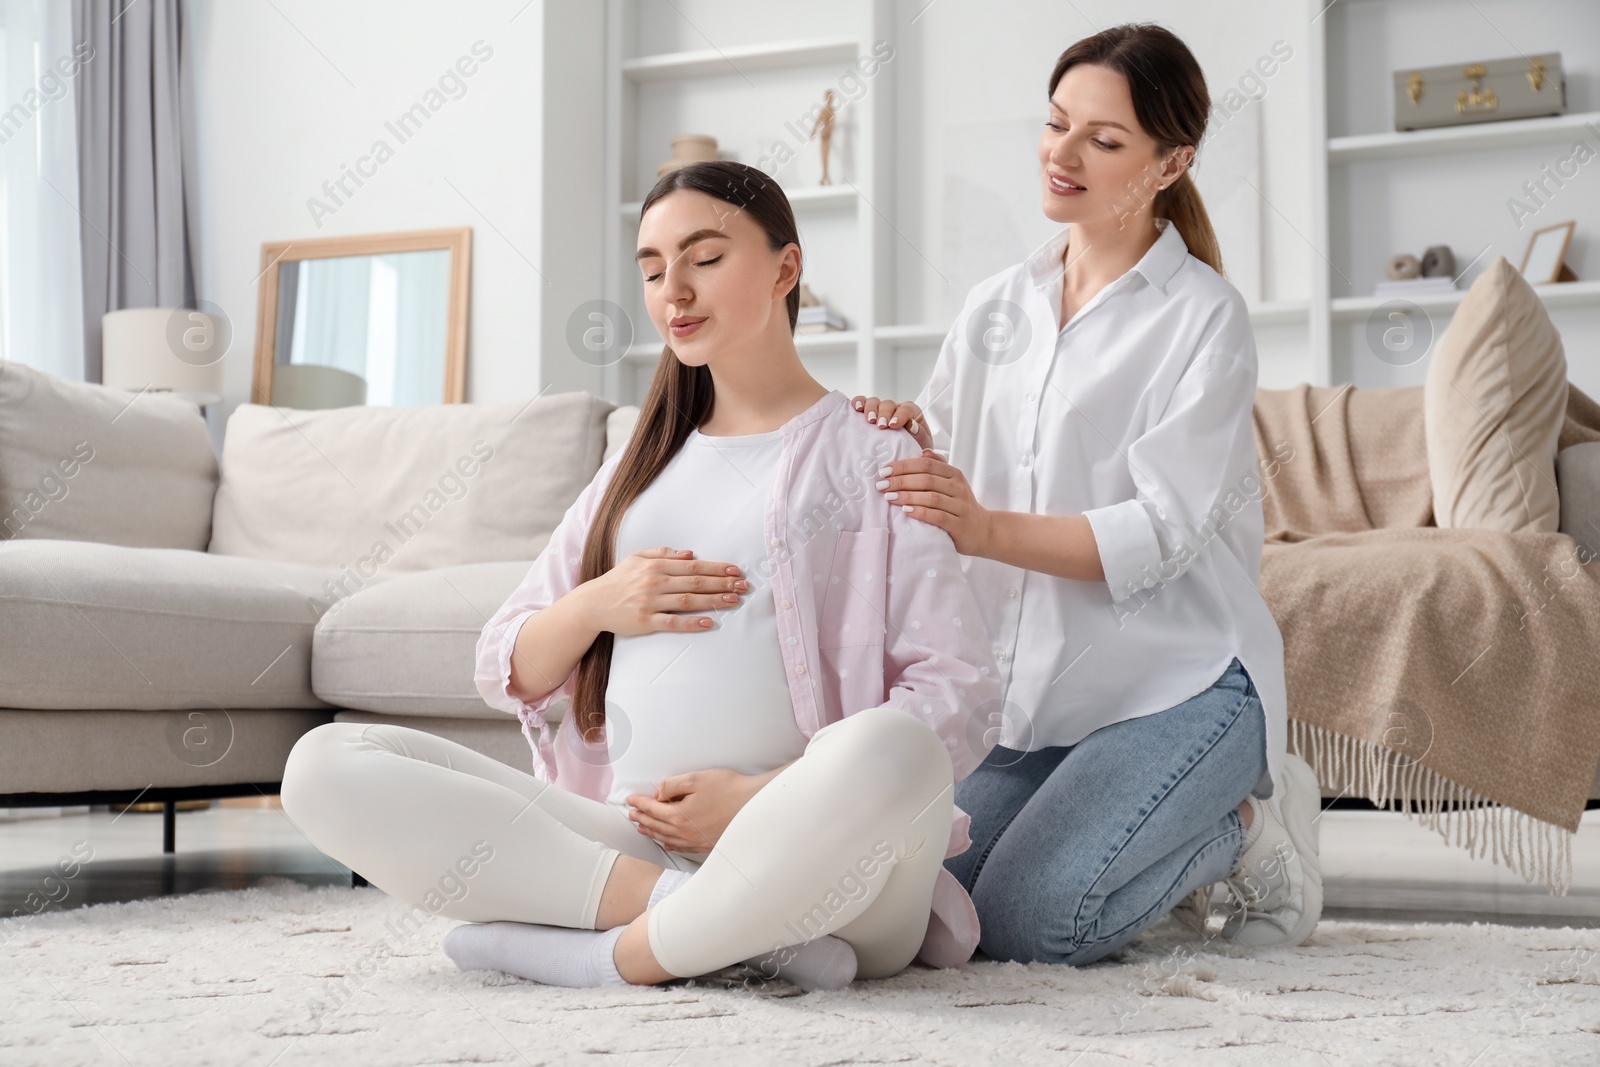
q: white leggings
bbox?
[279,704,954,979]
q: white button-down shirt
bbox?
[915,217,1285,794]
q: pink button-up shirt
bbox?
[474,387,1002,967]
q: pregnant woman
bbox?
[854,23,1323,964]
[280,159,1001,991]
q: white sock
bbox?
[648,867,693,908]
[443,866,858,991]
[649,866,856,991]
[443,922,627,988]
[741,935,858,991]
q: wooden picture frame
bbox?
[1517,220,1576,285]
[252,226,472,406]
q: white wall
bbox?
[886,0,1312,391]
[182,0,607,434]
[183,0,1317,414]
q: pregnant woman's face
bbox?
[635,188,801,369]
[1038,63,1180,229]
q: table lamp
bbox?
[101,307,225,407]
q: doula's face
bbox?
[1037,62,1184,229]
[635,188,799,366]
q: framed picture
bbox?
[1518,220,1576,284]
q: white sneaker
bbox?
[1169,883,1219,937]
[1213,753,1324,947]
[1169,755,1326,946]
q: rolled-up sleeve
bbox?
[474,451,624,780]
[912,321,958,455]
[1083,299,1258,604]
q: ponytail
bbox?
[1156,170,1223,276]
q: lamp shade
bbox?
[102,307,225,405]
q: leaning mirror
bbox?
[252,227,471,408]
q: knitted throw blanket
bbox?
[1251,382,1600,893]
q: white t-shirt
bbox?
[604,424,810,816]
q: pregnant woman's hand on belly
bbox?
[626,763,792,853]
[579,546,748,636]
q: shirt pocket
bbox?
[817,527,889,649]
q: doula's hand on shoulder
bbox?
[851,395,932,451]
[577,547,747,637]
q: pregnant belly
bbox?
[602,680,808,807]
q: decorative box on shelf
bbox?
[1393,53,1565,131]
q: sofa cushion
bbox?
[1424,257,1568,532]
[0,708,332,794]
[312,560,531,717]
[0,539,338,710]
[332,710,533,771]
[1558,441,1600,557]
[0,360,218,550]
[209,390,612,572]
[606,404,640,462]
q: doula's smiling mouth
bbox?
[1048,172,1087,195]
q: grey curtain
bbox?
[72,0,194,383]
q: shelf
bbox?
[1330,279,1600,322]
[621,38,859,83]
[1328,109,1600,164]
[624,330,862,361]
[1246,301,1308,327]
[621,184,856,219]
[874,324,946,346]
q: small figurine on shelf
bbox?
[1374,244,1458,296]
[808,90,837,185]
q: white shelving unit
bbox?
[601,0,943,405]
[1306,0,1600,388]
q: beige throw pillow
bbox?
[1424,257,1567,532]
[209,391,612,573]
[0,359,218,550]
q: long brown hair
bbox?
[1048,23,1224,275]
[567,160,802,743]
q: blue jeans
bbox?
[946,656,1268,966]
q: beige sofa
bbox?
[0,359,642,850]
[3,355,1594,866]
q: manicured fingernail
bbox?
[878,466,891,476]
[885,492,898,500]
[853,399,862,409]
[902,505,913,512]
[875,479,889,489]
[889,417,899,426]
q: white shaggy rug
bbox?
[3,877,1597,1066]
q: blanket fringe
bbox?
[1289,720,1574,895]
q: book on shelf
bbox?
[796,305,847,333]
